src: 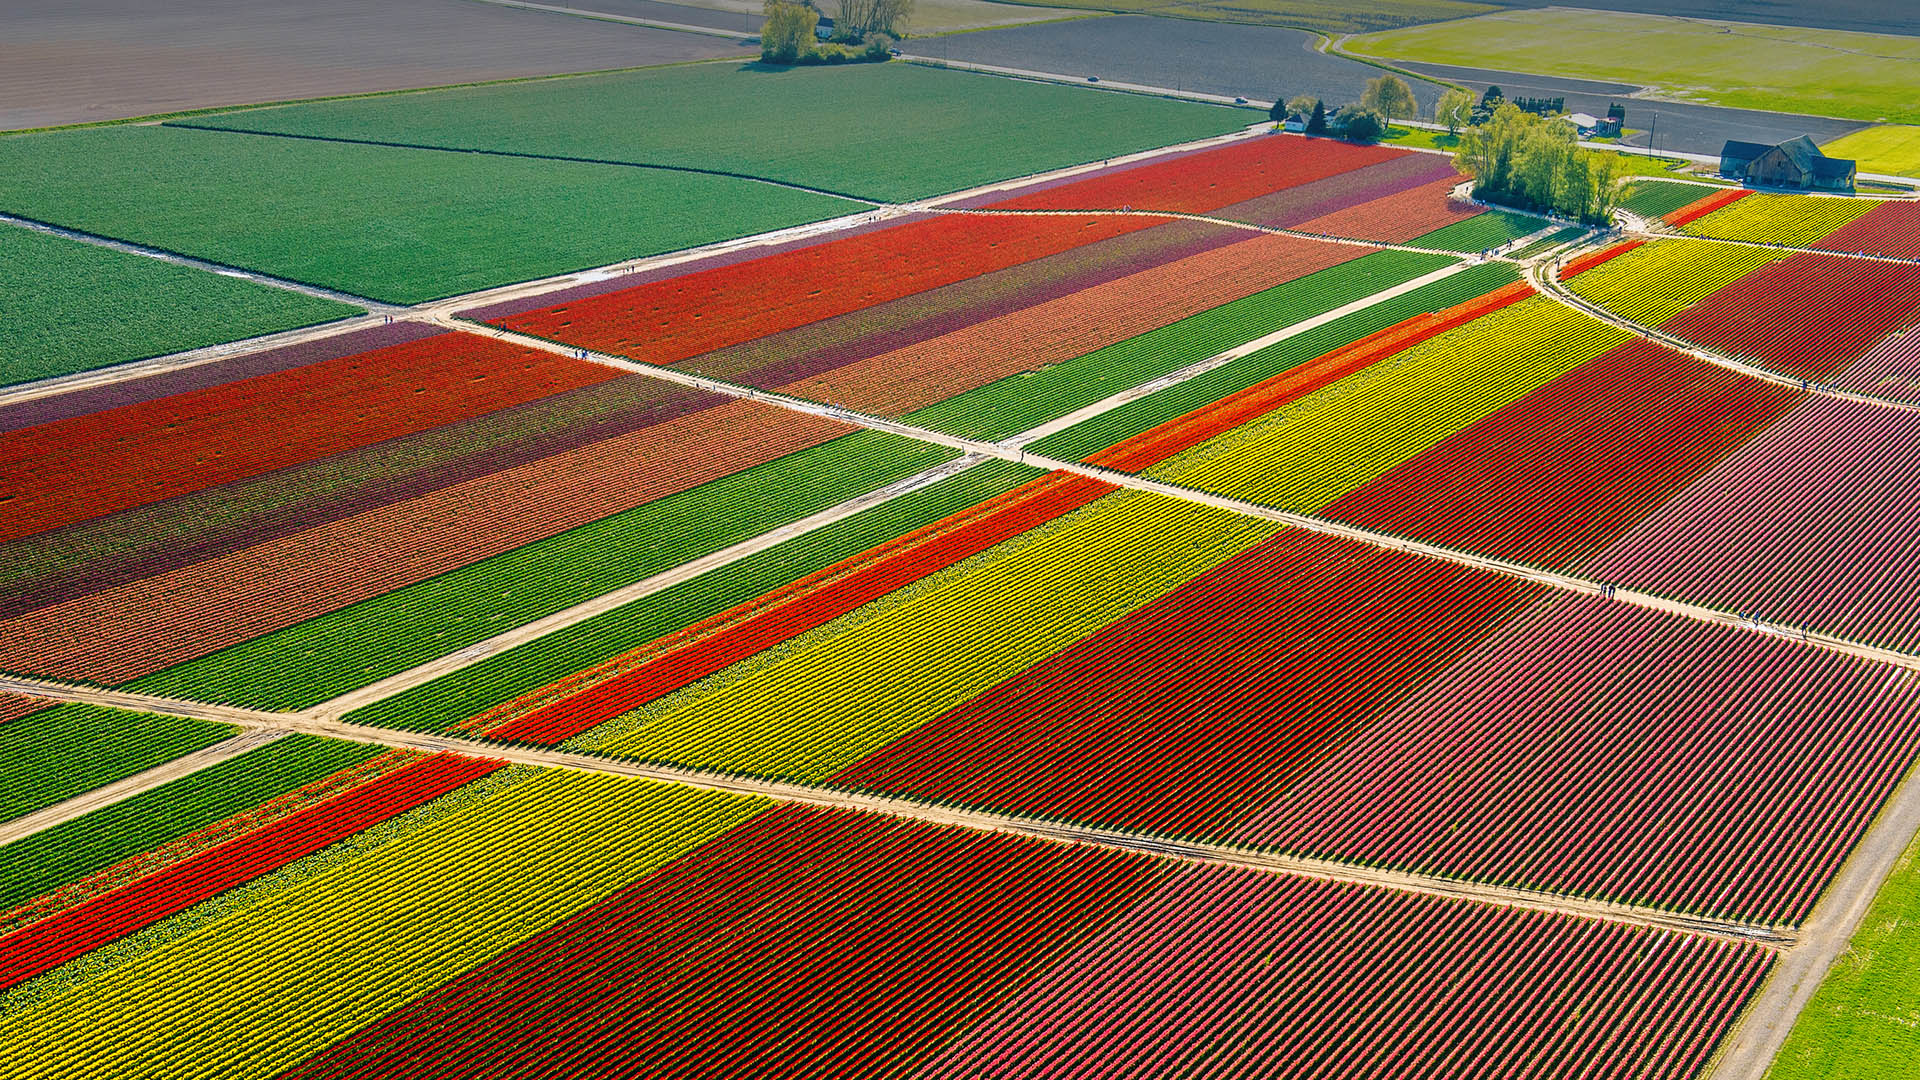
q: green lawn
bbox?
[1768,826,1920,1079]
[0,125,861,305]
[1348,10,1920,125]
[1824,126,1920,178]
[0,226,359,387]
[170,61,1254,203]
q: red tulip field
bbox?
[5,115,1920,1079]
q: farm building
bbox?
[1720,136,1856,191]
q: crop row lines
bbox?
[0,672,1796,949]
[1533,246,1920,416]
[925,205,1544,263]
[448,311,1920,685]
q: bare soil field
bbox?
[0,0,751,132]
[922,17,1443,111]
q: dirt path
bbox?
[0,672,1791,949]
[927,205,1540,263]
[0,212,400,313]
[1704,747,1920,1077]
[458,312,1920,682]
[0,729,286,847]
[1005,261,1475,448]
[1531,247,1920,415]
[307,453,987,720]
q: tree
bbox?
[1452,102,1617,224]
[1482,85,1504,106]
[1287,94,1319,119]
[1269,97,1286,123]
[1336,106,1386,143]
[1360,75,1418,127]
[1435,88,1475,137]
[838,0,910,38]
[762,0,818,62]
[1305,99,1327,135]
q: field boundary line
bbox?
[0,126,1271,406]
[455,311,1920,681]
[1628,228,1920,267]
[926,205,1533,261]
[1531,245,1920,414]
[463,0,758,40]
[0,673,1795,948]
[161,124,889,205]
[0,730,288,847]
[0,213,400,313]
[319,261,1478,720]
[1706,742,1920,1078]
[1004,261,1474,447]
[305,454,989,720]
[0,312,391,413]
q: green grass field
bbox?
[0,125,860,305]
[960,0,1497,34]
[1824,126,1920,177]
[1767,827,1920,1079]
[0,227,359,387]
[172,62,1253,204]
[1348,10,1920,125]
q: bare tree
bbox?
[839,0,911,38]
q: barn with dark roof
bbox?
[1720,136,1857,192]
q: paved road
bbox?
[1394,60,1867,158]
[923,17,1443,112]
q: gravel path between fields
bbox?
[0,729,286,847]
[0,673,1794,949]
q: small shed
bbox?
[1721,135,1856,191]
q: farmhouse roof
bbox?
[1721,140,1771,161]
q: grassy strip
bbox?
[1029,260,1520,461]
[1768,825,1920,1078]
[1510,226,1587,258]
[127,431,958,710]
[904,249,1456,441]
[1823,126,1920,178]
[0,228,359,388]
[0,707,234,824]
[0,126,859,305]
[348,460,1044,733]
[164,62,1252,204]
[0,735,383,910]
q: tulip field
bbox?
[7,119,1920,1079]
[1679,192,1882,246]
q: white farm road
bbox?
[6,106,1920,1080]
